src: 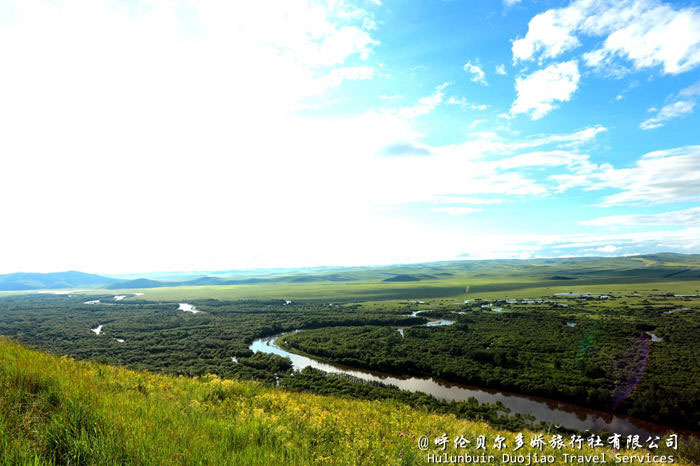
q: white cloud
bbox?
[511,125,607,149]
[504,0,522,6]
[495,64,507,75]
[581,207,700,226]
[498,150,589,170]
[381,94,403,101]
[511,61,580,119]
[512,5,582,62]
[323,66,375,87]
[433,196,506,205]
[456,227,700,260]
[446,96,489,111]
[443,125,605,162]
[378,141,432,157]
[640,81,700,129]
[552,145,700,206]
[640,101,695,129]
[463,61,488,85]
[545,227,700,254]
[513,0,700,75]
[433,207,482,215]
[396,83,449,119]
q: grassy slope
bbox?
[2,339,693,465]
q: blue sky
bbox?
[0,0,698,273]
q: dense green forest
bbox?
[0,294,416,379]
[0,294,539,430]
[0,287,698,433]
[282,296,700,429]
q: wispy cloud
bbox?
[552,145,700,206]
[433,206,482,215]
[396,83,449,119]
[456,227,700,260]
[581,207,700,227]
[463,61,488,85]
[380,94,403,101]
[379,142,432,157]
[446,96,489,111]
[640,81,700,129]
[432,196,507,205]
[509,125,607,150]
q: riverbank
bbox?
[8,337,694,465]
[254,332,690,438]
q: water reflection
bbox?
[251,332,682,436]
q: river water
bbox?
[250,326,681,437]
[178,303,200,313]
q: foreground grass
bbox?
[1,339,695,465]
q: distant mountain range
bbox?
[0,271,119,291]
[0,270,363,291]
[1,253,698,291]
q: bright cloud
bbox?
[581,207,700,227]
[396,83,449,119]
[641,81,700,129]
[497,150,589,170]
[463,61,488,85]
[432,196,507,205]
[323,66,375,87]
[456,227,700,260]
[446,96,489,111]
[433,207,482,215]
[552,146,700,206]
[513,0,700,75]
[511,61,580,119]
[510,125,607,149]
[0,0,698,273]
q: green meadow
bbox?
[91,254,700,302]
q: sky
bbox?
[0,0,699,274]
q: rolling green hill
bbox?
[0,271,121,291]
[4,254,699,295]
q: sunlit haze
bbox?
[1,0,699,274]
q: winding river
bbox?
[250,314,682,437]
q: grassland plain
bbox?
[1,338,696,465]
[67,254,700,302]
